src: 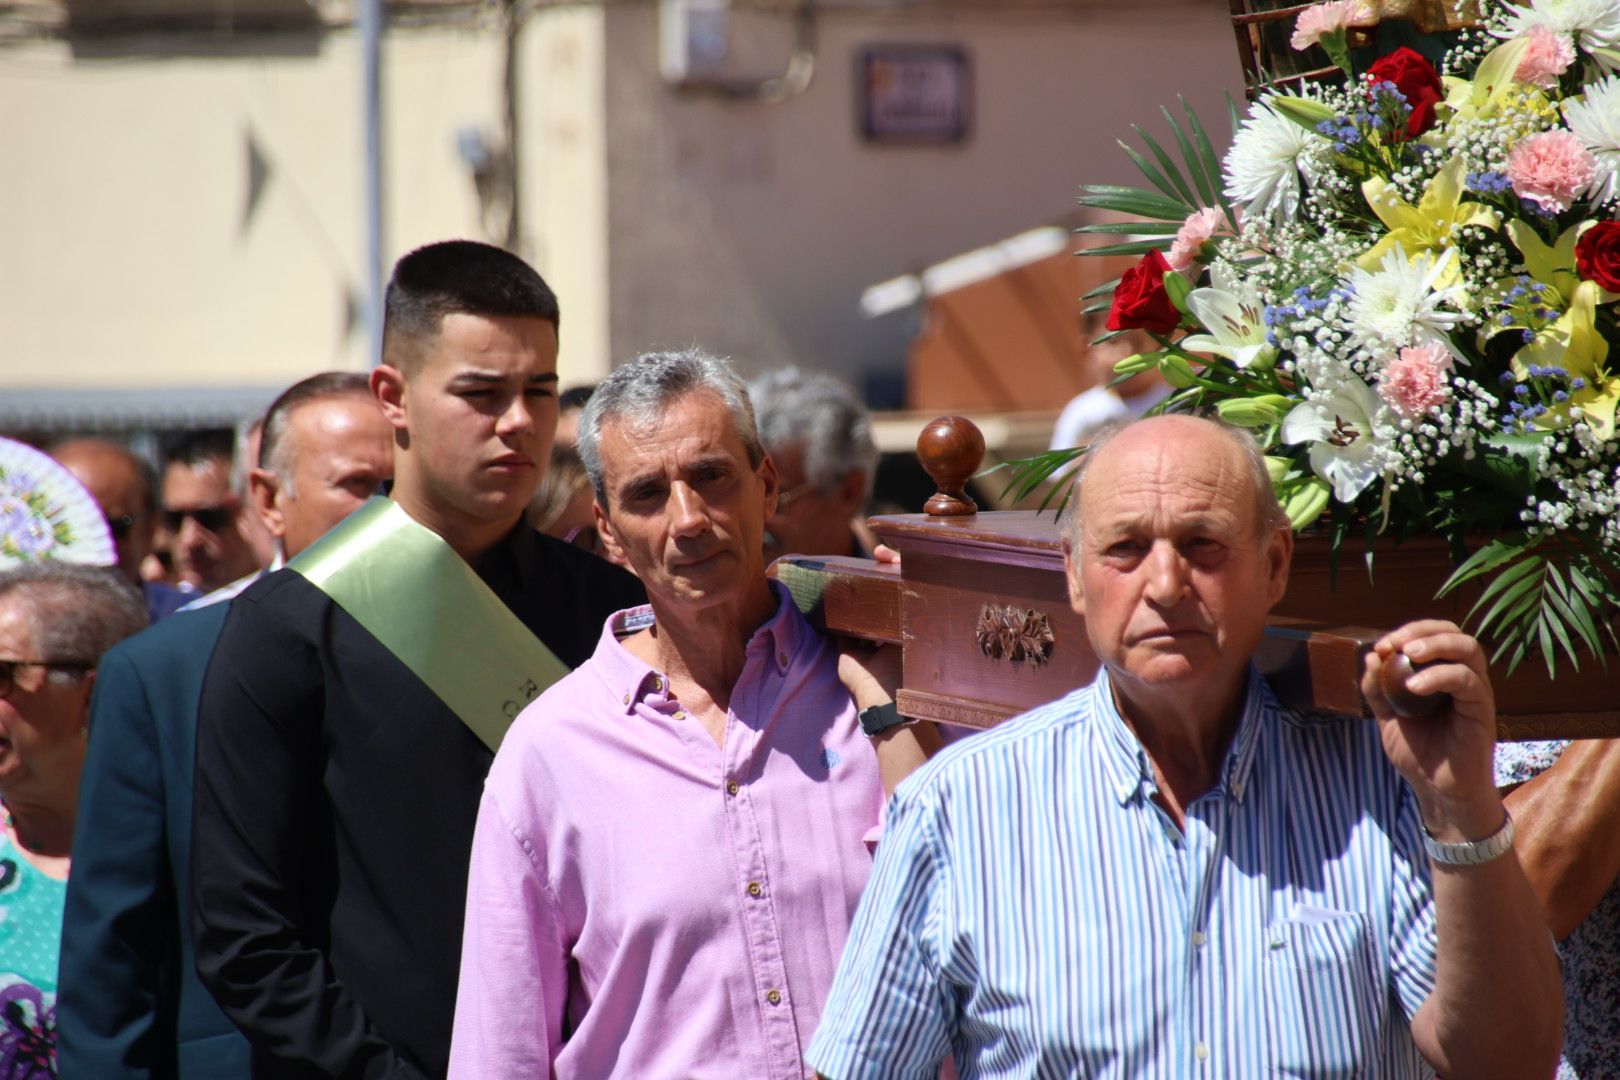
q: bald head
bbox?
[1065,415,1285,550]
[1060,413,1293,719]
[51,438,157,586]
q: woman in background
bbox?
[0,563,146,1078]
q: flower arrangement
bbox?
[1016,0,1620,673]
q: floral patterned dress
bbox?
[0,828,62,1079]
[1496,740,1620,1080]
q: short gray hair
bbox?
[1060,415,1286,545]
[0,562,147,671]
[748,367,878,497]
[578,349,766,501]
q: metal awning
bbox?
[860,219,1153,415]
[0,385,285,435]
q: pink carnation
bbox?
[1167,208,1227,272]
[1379,344,1452,418]
[1515,26,1576,88]
[1291,0,1372,51]
[1508,130,1597,213]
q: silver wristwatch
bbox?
[1423,810,1515,866]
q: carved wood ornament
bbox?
[975,603,1055,666]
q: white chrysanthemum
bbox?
[1500,0,1620,70]
[1565,74,1620,204]
[1222,98,1320,223]
[1344,247,1468,355]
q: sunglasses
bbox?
[160,504,235,533]
[0,657,95,699]
[104,512,147,542]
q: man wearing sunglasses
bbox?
[159,431,264,595]
[51,439,193,623]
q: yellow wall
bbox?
[0,16,612,396]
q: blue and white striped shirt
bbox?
[808,668,1440,1079]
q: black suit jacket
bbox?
[57,602,254,1080]
[190,526,644,1079]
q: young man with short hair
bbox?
[191,241,645,1079]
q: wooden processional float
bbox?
[771,415,1620,741]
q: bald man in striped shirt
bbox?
[810,415,1562,1079]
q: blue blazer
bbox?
[57,604,252,1079]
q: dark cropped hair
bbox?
[382,240,559,373]
[558,384,596,413]
[162,429,234,474]
[258,372,375,478]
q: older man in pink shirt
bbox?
[449,349,938,1079]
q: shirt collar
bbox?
[1091,665,1269,807]
[592,580,806,716]
[1221,667,1270,803]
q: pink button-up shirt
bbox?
[449,587,884,1079]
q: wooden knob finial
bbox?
[1378,652,1453,720]
[917,415,985,517]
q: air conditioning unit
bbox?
[659,0,731,85]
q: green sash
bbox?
[288,497,569,752]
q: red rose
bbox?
[1366,47,1443,139]
[1107,249,1180,335]
[1576,221,1620,292]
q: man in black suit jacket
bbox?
[57,372,395,1078]
[190,241,646,1079]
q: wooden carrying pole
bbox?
[773,416,1620,741]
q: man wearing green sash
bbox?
[191,240,645,1079]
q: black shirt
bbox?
[191,524,645,1079]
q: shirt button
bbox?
[777,652,788,667]
[765,989,782,1006]
[726,780,739,796]
[747,881,763,898]
[1231,780,1245,798]
[622,693,630,705]
[1194,1042,1208,1061]
[673,710,686,720]
[1192,931,1206,947]
[652,676,664,691]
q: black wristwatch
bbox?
[858,701,910,738]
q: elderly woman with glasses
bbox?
[0,563,146,1077]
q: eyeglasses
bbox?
[774,480,823,513]
[0,658,95,699]
[104,512,147,541]
[160,504,235,532]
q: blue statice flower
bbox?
[1465,171,1513,195]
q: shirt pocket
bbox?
[1264,905,1380,1078]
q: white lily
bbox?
[1279,376,1387,502]
[1181,266,1277,370]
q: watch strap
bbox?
[1423,810,1515,866]
[858,701,909,738]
